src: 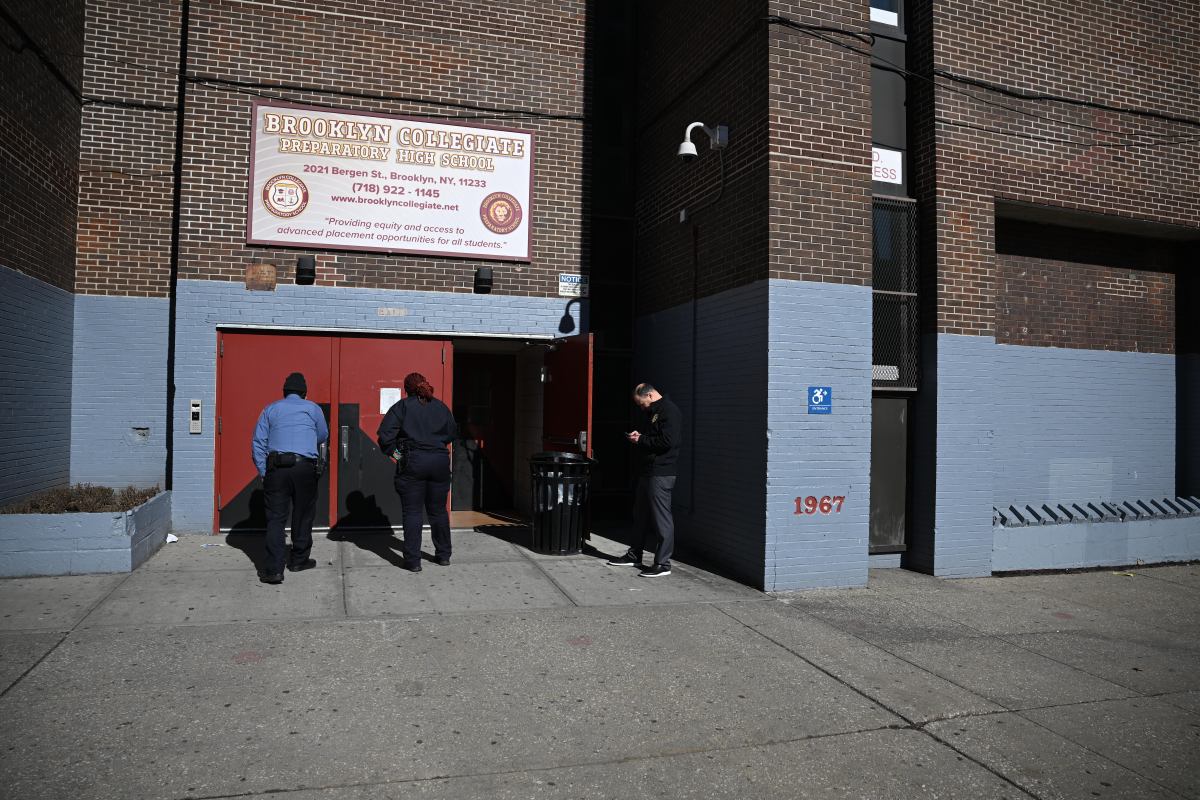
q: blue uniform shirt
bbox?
[252,394,329,476]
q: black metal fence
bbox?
[872,197,920,391]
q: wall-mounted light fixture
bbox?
[677,122,729,223]
[677,121,728,162]
[473,266,494,294]
[295,255,316,285]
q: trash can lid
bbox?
[531,451,591,463]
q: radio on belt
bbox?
[189,400,202,434]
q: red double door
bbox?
[213,330,592,533]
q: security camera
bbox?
[677,122,728,163]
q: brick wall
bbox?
[991,346,1175,505]
[634,0,769,314]
[767,0,873,288]
[76,0,180,297]
[0,267,75,506]
[996,256,1174,353]
[634,281,769,588]
[765,280,873,590]
[173,0,584,296]
[0,0,83,292]
[77,0,587,297]
[911,0,1200,336]
[634,0,873,310]
[71,295,169,488]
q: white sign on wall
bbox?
[379,387,402,415]
[248,101,533,261]
[558,273,589,298]
[872,146,903,184]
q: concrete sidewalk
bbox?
[0,529,1197,799]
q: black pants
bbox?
[263,459,318,573]
[395,448,452,567]
[628,475,676,567]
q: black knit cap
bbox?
[282,372,307,396]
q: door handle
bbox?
[340,426,350,462]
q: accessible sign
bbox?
[247,101,533,261]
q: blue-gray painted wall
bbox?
[992,344,1174,505]
[0,265,74,505]
[635,281,769,588]
[914,335,1180,578]
[993,515,1200,572]
[765,280,873,590]
[921,334,997,578]
[71,295,169,489]
[1180,354,1200,497]
[634,279,874,591]
[171,280,585,532]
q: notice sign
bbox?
[808,386,832,414]
[379,387,402,414]
[558,273,589,298]
[247,101,533,261]
[872,146,902,184]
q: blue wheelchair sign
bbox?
[808,386,832,414]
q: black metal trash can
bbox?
[529,451,594,555]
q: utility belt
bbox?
[267,451,317,470]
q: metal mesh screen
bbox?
[872,197,919,390]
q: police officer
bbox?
[376,372,458,572]
[607,382,682,577]
[251,371,329,584]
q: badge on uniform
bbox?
[651,413,659,423]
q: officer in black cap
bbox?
[251,371,329,584]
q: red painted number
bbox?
[794,495,847,515]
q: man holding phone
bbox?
[607,382,682,577]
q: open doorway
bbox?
[449,334,594,528]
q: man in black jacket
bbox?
[607,382,682,577]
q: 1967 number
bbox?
[794,495,845,515]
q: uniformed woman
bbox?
[376,372,458,571]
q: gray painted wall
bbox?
[992,344,1174,505]
[635,281,769,588]
[71,295,169,489]
[993,515,1200,572]
[0,490,170,576]
[924,334,997,578]
[765,280,873,590]
[1180,354,1200,497]
[171,280,585,532]
[0,265,74,505]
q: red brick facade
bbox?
[634,0,873,316]
[77,0,179,298]
[634,1,769,314]
[76,0,586,298]
[0,0,83,292]
[912,0,1200,339]
[996,255,1175,353]
[767,0,873,288]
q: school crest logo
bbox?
[262,174,309,218]
[479,192,522,235]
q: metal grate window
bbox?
[872,197,919,390]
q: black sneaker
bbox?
[606,554,643,567]
[435,556,451,567]
[638,564,672,578]
[257,570,284,584]
[404,562,423,573]
[286,558,317,572]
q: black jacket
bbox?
[377,395,458,455]
[635,395,682,476]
